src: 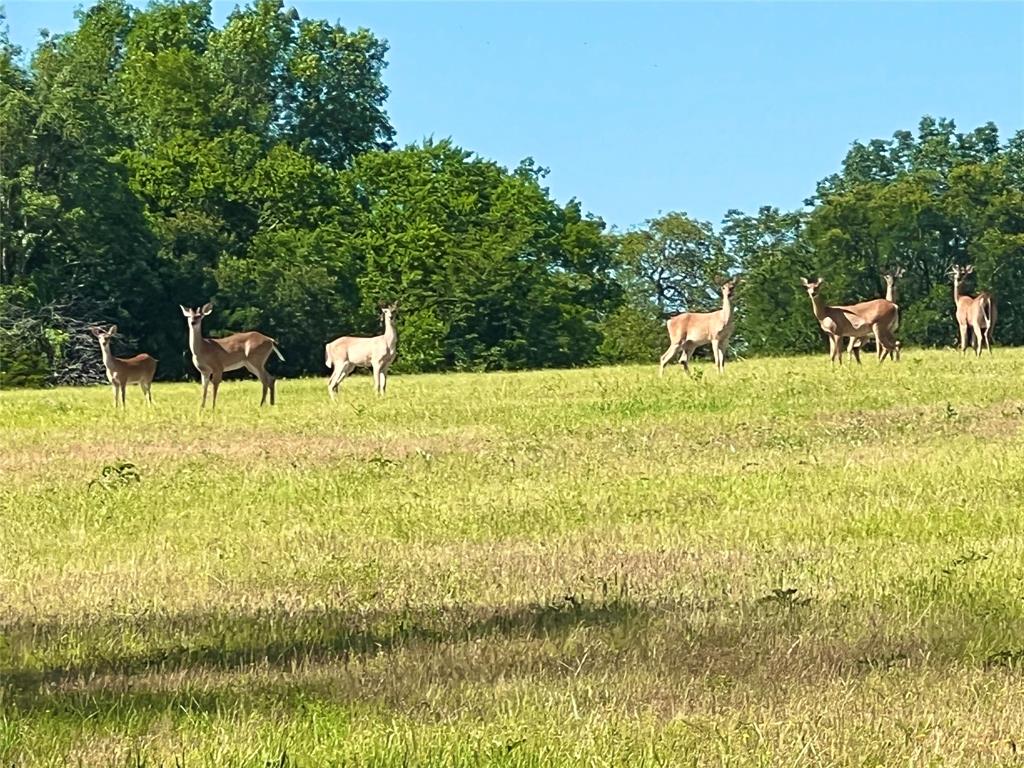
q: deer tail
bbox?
[272,344,285,362]
[324,344,333,369]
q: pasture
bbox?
[2,350,1024,766]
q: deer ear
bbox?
[108,325,118,336]
[180,305,190,317]
[800,277,810,287]
[201,302,213,316]
[90,326,104,337]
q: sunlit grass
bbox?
[2,349,1024,765]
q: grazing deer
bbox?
[950,264,995,356]
[800,278,899,364]
[180,303,284,409]
[90,325,158,407]
[658,279,736,376]
[849,267,904,363]
[325,304,399,399]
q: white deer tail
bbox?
[272,344,285,362]
[324,345,333,369]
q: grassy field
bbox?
[2,349,1024,766]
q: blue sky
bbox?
[4,1,1023,231]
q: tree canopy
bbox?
[2,1,1022,386]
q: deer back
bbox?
[837,298,898,326]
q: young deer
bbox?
[658,279,736,376]
[180,303,284,409]
[950,264,995,356]
[800,278,899,364]
[849,267,904,363]
[325,304,399,399]
[90,325,158,407]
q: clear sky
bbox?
[4,1,1024,231]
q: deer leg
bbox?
[873,324,890,363]
[829,335,842,365]
[372,361,383,395]
[958,324,968,355]
[679,342,694,375]
[260,370,271,406]
[984,327,993,356]
[972,323,983,357]
[120,382,127,407]
[144,381,153,404]
[210,373,222,410]
[200,373,210,409]
[847,337,860,365]
[111,382,119,409]
[328,364,353,400]
[659,343,679,377]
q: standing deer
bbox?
[800,278,899,364]
[90,325,158,407]
[325,304,399,399]
[950,264,995,356]
[849,267,904,363]
[658,279,736,376]
[180,303,284,409]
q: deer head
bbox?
[949,264,974,281]
[800,277,824,298]
[180,302,214,329]
[90,324,118,351]
[884,266,905,283]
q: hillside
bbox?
[2,351,1023,765]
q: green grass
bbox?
[3,349,1024,766]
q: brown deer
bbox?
[849,267,904,363]
[658,279,736,376]
[950,264,995,356]
[800,278,899,364]
[325,304,399,399]
[90,325,158,407]
[180,303,284,409]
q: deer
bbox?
[800,277,899,365]
[325,304,399,399]
[89,325,158,407]
[658,279,736,376]
[849,267,904,363]
[950,264,995,356]
[179,303,284,409]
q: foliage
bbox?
[1,0,1021,384]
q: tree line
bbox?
[2,0,1022,386]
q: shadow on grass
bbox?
[1,596,648,709]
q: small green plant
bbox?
[89,461,141,490]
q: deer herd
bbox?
[90,266,995,407]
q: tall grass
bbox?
[2,350,1024,765]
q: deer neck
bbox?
[808,293,829,322]
[383,314,397,347]
[885,282,895,303]
[720,293,734,324]
[99,343,115,370]
[187,322,205,356]
[953,278,962,304]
